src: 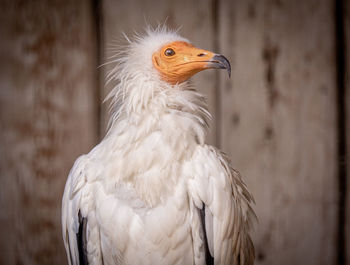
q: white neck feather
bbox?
[106,78,210,142]
[98,78,211,206]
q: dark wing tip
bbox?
[199,206,214,265]
[77,211,89,265]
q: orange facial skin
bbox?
[152,41,216,85]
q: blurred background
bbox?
[0,0,349,264]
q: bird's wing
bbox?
[186,145,256,265]
[62,155,102,265]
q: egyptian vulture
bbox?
[62,26,255,265]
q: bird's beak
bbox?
[206,54,231,78]
[179,46,231,78]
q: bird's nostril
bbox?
[197,53,206,57]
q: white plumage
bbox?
[62,26,255,265]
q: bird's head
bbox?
[152,41,230,85]
[105,27,231,123]
[108,27,231,88]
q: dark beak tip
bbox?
[211,54,231,79]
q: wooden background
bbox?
[0,0,348,264]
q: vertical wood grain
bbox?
[0,1,98,264]
[218,0,338,264]
[0,1,344,265]
[100,0,217,144]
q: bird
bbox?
[62,26,256,265]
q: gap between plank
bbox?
[335,0,347,264]
[91,0,103,141]
[212,0,221,148]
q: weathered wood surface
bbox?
[101,0,218,144]
[218,0,338,265]
[0,0,346,265]
[0,1,98,264]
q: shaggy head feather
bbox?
[104,26,230,133]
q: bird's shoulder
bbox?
[65,154,92,198]
[187,144,255,204]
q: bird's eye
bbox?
[164,48,175,56]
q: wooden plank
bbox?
[218,0,338,264]
[100,0,217,144]
[0,1,98,264]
